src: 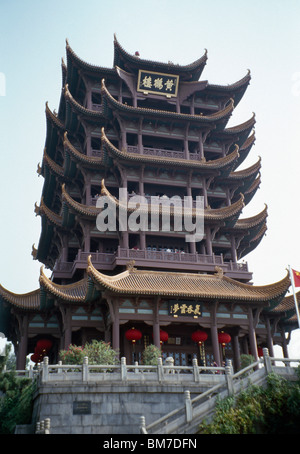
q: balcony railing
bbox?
[52,247,250,279]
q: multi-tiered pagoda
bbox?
[0,36,298,370]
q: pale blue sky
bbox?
[0,0,300,355]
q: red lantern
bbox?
[191,330,208,366]
[160,330,169,344]
[257,347,264,357]
[30,353,42,364]
[191,330,208,345]
[125,328,142,343]
[125,327,142,356]
[218,332,231,346]
[36,339,52,352]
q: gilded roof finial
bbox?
[126,260,136,272]
[214,266,224,278]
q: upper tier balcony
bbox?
[126,145,222,160]
[52,247,252,282]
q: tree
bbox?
[0,344,35,434]
[198,369,300,434]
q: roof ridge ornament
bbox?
[126,260,137,272]
[214,266,224,278]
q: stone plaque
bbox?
[73,401,91,415]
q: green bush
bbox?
[198,369,300,434]
[0,345,35,434]
[142,344,161,365]
[59,344,85,365]
[59,340,119,365]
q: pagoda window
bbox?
[127,182,139,195]
[90,238,101,253]
[137,98,176,113]
[127,133,138,147]
[145,236,187,253]
[67,247,78,262]
[91,91,102,110]
[144,182,187,200]
[91,137,101,151]
[102,239,118,253]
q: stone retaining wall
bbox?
[32,381,205,434]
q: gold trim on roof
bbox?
[228,157,261,180]
[60,180,244,222]
[113,33,208,76]
[101,128,240,170]
[101,79,234,123]
[63,132,105,167]
[100,180,245,222]
[234,205,268,230]
[39,266,88,302]
[0,284,40,310]
[42,148,64,177]
[86,255,290,301]
[45,102,64,129]
[37,197,63,226]
[221,113,256,135]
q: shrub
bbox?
[0,344,35,434]
[83,340,119,365]
[59,344,85,365]
[198,371,300,434]
[142,344,161,365]
[59,340,118,365]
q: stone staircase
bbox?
[140,349,299,434]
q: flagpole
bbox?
[288,265,300,329]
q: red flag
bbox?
[292,269,300,287]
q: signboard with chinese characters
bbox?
[168,300,203,318]
[73,401,91,415]
[137,70,179,98]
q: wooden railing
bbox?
[53,248,249,278]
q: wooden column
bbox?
[62,306,72,350]
[281,327,289,358]
[230,235,237,263]
[202,177,208,208]
[232,333,241,371]
[265,317,275,357]
[153,323,160,349]
[248,308,258,360]
[112,311,120,354]
[205,226,213,256]
[153,298,161,349]
[210,304,221,366]
[198,133,204,160]
[16,314,28,370]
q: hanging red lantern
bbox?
[160,330,169,344]
[125,327,142,355]
[191,330,208,366]
[218,331,231,346]
[125,328,142,343]
[191,330,208,345]
[30,353,42,364]
[36,339,53,352]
